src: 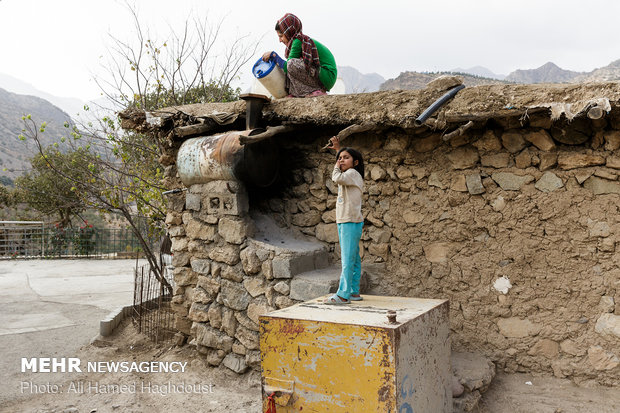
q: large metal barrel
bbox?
[176,131,279,187]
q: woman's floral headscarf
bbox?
[277,13,320,72]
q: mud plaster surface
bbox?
[127,82,620,130]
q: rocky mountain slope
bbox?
[380,71,508,91]
[504,62,584,84]
[0,88,73,181]
[573,59,620,83]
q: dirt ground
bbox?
[3,320,619,413]
[477,373,620,413]
[2,319,261,413]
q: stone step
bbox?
[289,264,369,302]
[272,250,329,279]
[249,212,330,279]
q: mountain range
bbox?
[368,60,620,92]
[371,59,620,92]
[380,71,508,91]
[0,87,73,180]
[573,59,620,83]
[0,73,85,118]
[504,62,584,84]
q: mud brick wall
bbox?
[163,122,620,385]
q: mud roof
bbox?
[119,81,620,136]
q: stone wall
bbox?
[163,121,620,385]
[165,179,325,374]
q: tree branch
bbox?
[321,122,378,150]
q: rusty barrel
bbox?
[176,130,279,187]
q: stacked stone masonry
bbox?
[164,118,620,386]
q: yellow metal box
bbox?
[260,295,451,412]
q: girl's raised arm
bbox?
[328,136,341,152]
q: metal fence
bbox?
[132,262,176,344]
[0,221,155,259]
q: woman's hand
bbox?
[262,51,274,61]
[329,136,341,152]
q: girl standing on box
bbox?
[262,13,337,98]
[324,136,364,304]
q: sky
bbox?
[1,0,620,102]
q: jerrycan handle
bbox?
[263,377,295,407]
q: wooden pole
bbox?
[321,123,377,150]
[238,125,297,145]
[442,121,474,141]
[587,106,605,120]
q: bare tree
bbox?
[17,4,259,290]
[94,2,258,112]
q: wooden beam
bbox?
[173,123,214,138]
[321,123,377,150]
[238,125,297,145]
[587,106,607,130]
[442,121,474,142]
[587,106,605,120]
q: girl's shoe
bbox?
[324,294,350,305]
[307,89,327,97]
[350,295,363,301]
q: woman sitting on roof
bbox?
[262,13,337,98]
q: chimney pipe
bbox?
[240,93,271,130]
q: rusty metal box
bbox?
[259,295,451,412]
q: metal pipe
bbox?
[414,84,465,127]
[162,188,187,196]
[240,93,271,130]
[176,131,279,187]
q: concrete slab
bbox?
[0,259,143,406]
[0,259,140,310]
[0,312,75,335]
[0,279,38,303]
[0,259,140,335]
[41,291,136,312]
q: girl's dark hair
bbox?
[275,22,281,31]
[336,147,364,178]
